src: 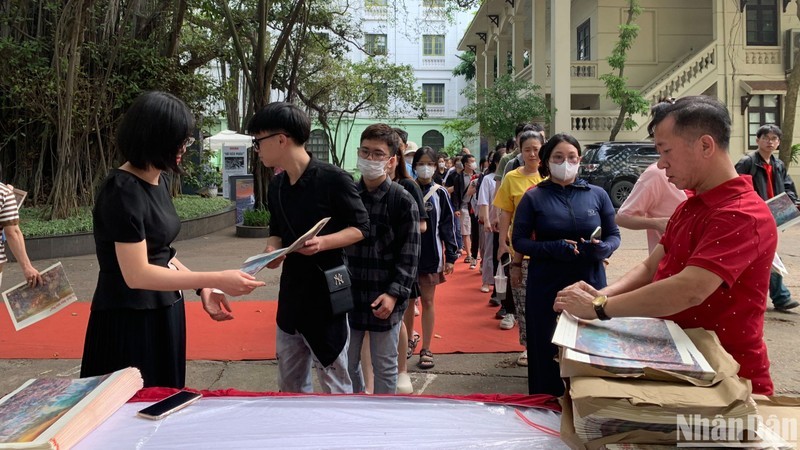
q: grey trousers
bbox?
[347,321,402,394]
[275,326,352,394]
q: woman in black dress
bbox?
[81,91,264,388]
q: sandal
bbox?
[418,348,435,369]
[407,335,420,359]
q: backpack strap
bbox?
[423,184,441,203]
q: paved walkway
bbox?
[1,225,799,396]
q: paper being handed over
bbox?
[210,217,331,294]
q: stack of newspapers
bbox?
[0,367,143,449]
[553,313,788,449]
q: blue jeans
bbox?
[348,322,401,394]
[770,272,793,306]
[275,327,352,394]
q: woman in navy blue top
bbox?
[511,134,620,396]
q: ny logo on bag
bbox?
[333,273,344,286]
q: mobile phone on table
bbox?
[590,226,602,241]
[137,390,202,420]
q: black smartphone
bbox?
[137,390,202,420]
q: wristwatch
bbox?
[592,295,611,321]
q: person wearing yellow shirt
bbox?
[492,130,545,367]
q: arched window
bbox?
[421,130,445,152]
[307,129,329,162]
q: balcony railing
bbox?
[426,105,446,117]
[745,48,781,65]
[545,62,598,78]
[571,111,619,132]
[421,57,446,68]
[642,41,716,104]
[364,6,388,20]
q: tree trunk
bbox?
[779,4,800,167]
[607,1,636,142]
[49,0,93,219]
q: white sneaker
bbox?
[396,372,413,394]
[499,313,516,330]
[516,350,528,367]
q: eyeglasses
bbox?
[760,136,780,143]
[357,147,390,161]
[549,155,580,164]
[252,132,287,150]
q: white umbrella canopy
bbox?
[205,129,252,150]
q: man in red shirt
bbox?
[554,96,777,395]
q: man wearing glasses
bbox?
[248,102,370,393]
[555,96,777,395]
[734,124,799,311]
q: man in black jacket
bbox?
[735,124,799,311]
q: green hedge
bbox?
[18,196,233,237]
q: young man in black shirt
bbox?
[249,102,370,393]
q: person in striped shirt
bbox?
[0,182,41,288]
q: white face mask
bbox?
[416,165,434,180]
[549,161,580,182]
[468,162,478,171]
[438,162,446,169]
[357,156,389,180]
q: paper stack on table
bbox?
[0,367,143,449]
[552,313,788,449]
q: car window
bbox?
[635,146,658,156]
[583,146,601,163]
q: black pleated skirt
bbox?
[80,298,186,388]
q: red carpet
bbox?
[0,265,522,360]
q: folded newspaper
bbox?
[210,217,330,294]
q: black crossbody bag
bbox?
[277,177,353,316]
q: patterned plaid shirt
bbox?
[346,178,420,332]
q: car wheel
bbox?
[609,180,635,208]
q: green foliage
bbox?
[791,143,800,165]
[242,208,270,227]
[453,51,476,81]
[18,197,232,237]
[442,118,479,155]
[299,56,426,167]
[451,74,548,148]
[182,147,223,189]
[599,0,649,140]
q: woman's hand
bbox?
[496,241,510,261]
[263,246,286,269]
[200,288,234,321]
[444,262,454,275]
[510,265,523,287]
[216,270,265,297]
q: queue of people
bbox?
[2,92,787,399]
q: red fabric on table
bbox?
[129,386,562,412]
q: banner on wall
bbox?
[222,145,248,199]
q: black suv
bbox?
[579,141,659,208]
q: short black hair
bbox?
[538,133,582,178]
[495,143,506,152]
[117,91,194,172]
[756,124,782,139]
[515,122,537,137]
[393,127,408,144]
[518,130,545,148]
[361,123,401,156]
[505,138,517,152]
[646,96,731,150]
[413,146,438,167]
[461,153,475,165]
[247,102,311,145]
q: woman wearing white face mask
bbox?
[510,133,621,397]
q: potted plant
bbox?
[236,207,270,238]
[182,145,222,197]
